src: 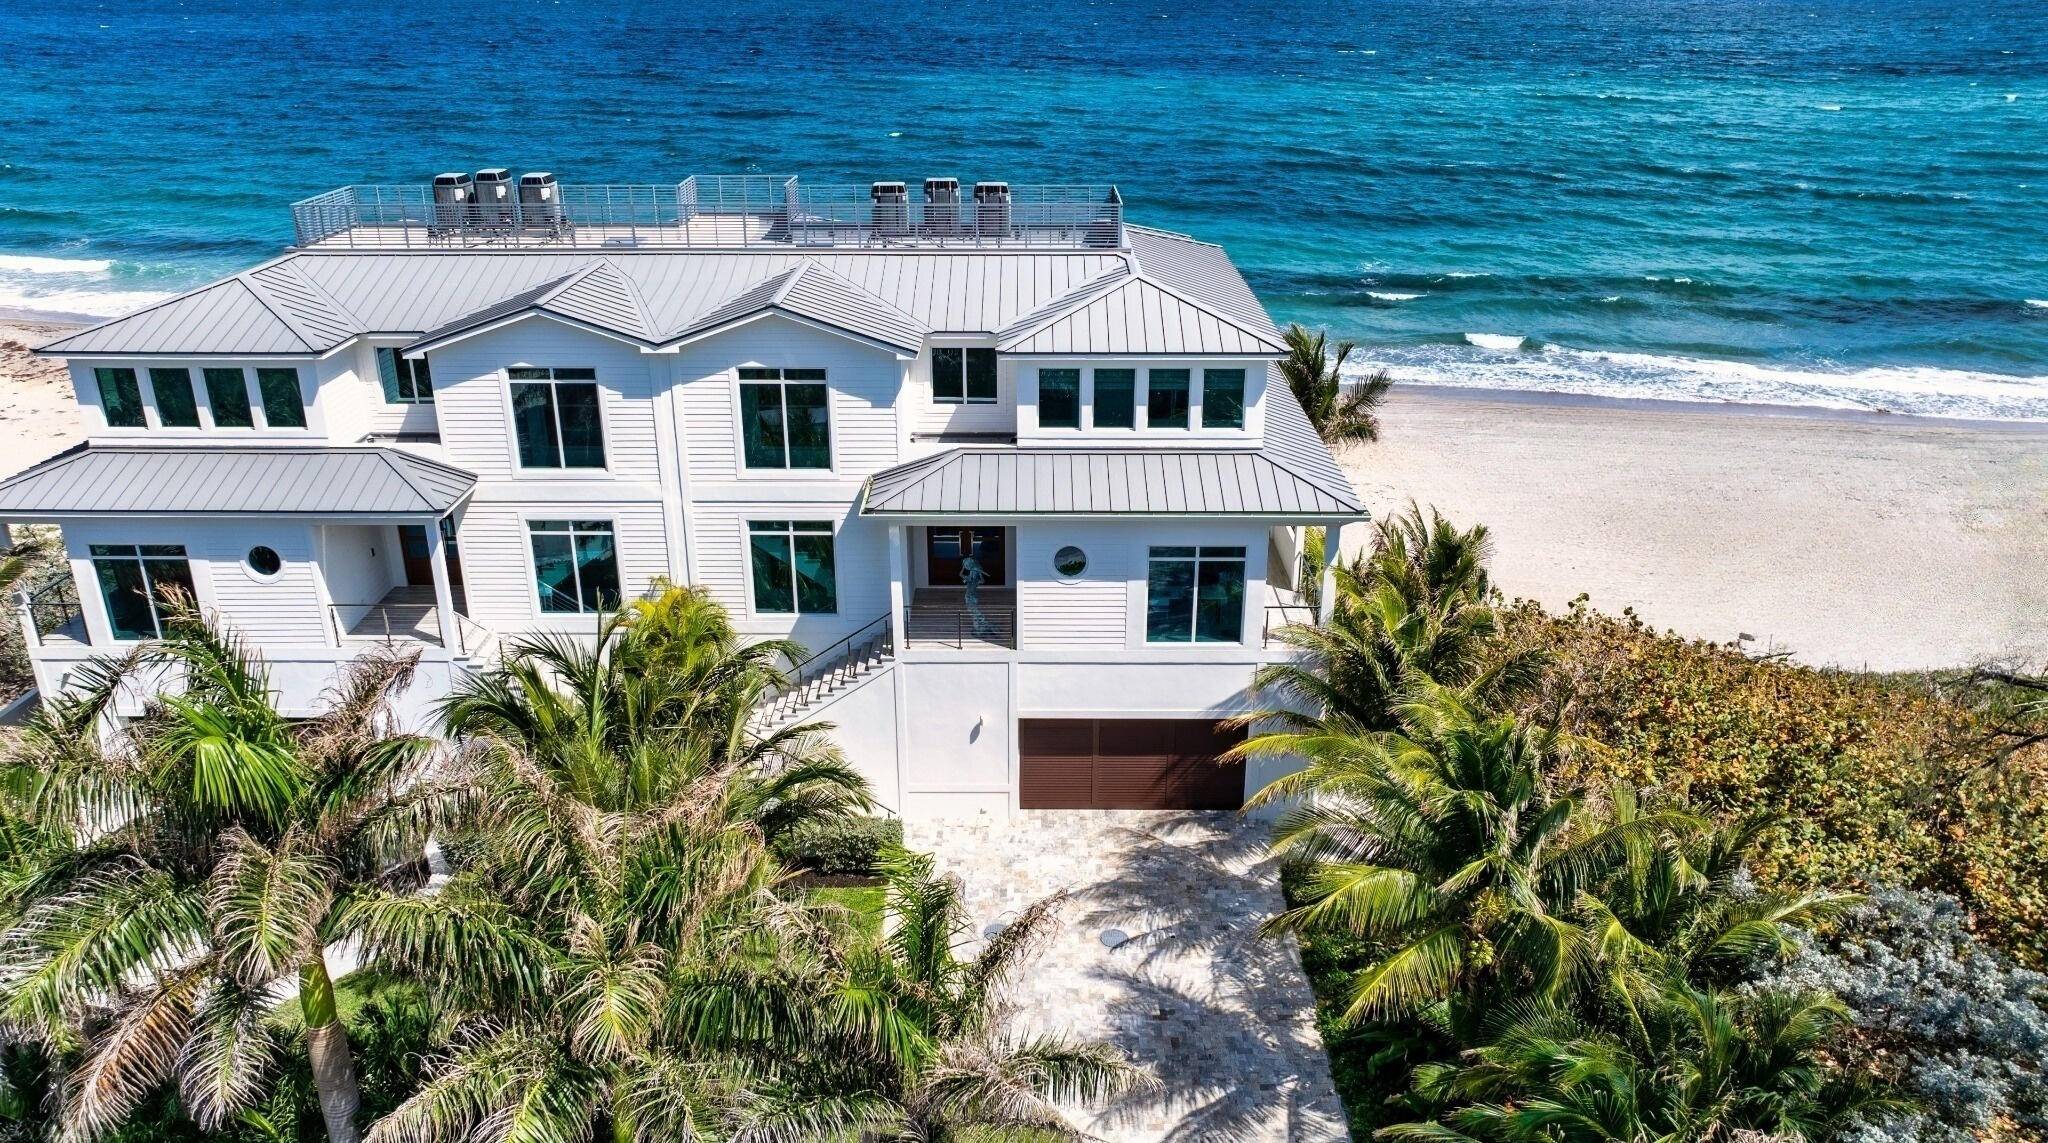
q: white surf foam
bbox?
[0,284,177,319]
[0,253,114,274]
[2025,299,2048,310]
[1463,332,1526,351]
[1348,342,2048,421]
[1368,291,1424,301]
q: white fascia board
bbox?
[659,309,918,359]
[403,309,657,359]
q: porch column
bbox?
[426,517,460,655]
[886,524,908,652]
[1316,519,1346,625]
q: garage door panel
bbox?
[1020,718,1244,810]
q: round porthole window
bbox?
[246,546,282,578]
[1052,545,1088,580]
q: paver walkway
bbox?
[904,810,1350,1142]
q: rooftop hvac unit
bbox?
[432,172,475,234]
[475,168,514,227]
[924,177,961,236]
[872,181,908,239]
[973,182,1011,237]
[518,172,564,238]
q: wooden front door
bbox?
[926,527,1006,587]
[1018,719,1247,810]
[398,522,463,588]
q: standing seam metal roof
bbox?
[0,445,477,516]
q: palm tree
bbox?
[1280,323,1393,445]
[440,583,866,838]
[351,588,875,1140]
[1253,505,1540,736]
[735,849,1144,1140]
[0,613,454,1143]
[1382,984,1907,1141]
[1247,691,1632,1030]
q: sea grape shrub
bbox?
[770,815,903,877]
[1762,886,2048,1142]
[1499,596,2048,966]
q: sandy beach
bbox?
[2,323,2041,672]
[1342,388,2048,671]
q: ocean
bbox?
[2,0,2045,418]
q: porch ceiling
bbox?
[0,443,476,518]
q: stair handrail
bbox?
[766,613,891,705]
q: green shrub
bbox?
[1503,598,2048,965]
[771,815,902,876]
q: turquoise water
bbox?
[2,0,2046,416]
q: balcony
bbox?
[328,586,493,658]
[905,588,1016,650]
[291,177,1124,252]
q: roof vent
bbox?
[475,168,514,226]
[872,181,909,237]
[431,172,475,234]
[924,177,961,235]
[518,172,565,238]
[973,181,1011,235]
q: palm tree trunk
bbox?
[300,957,362,1143]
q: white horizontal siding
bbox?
[910,353,1017,436]
[428,318,659,484]
[688,501,889,649]
[673,315,901,484]
[62,518,329,646]
[1017,523,1128,647]
[453,499,670,632]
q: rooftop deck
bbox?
[293,176,1125,252]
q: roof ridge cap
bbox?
[231,270,325,353]
[258,257,368,332]
[593,256,660,336]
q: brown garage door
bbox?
[1019,718,1247,809]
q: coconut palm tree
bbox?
[1254,505,1541,737]
[0,613,455,1143]
[730,848,1144,1140]
[440,583,867,839]
[1280,323,1393,445]
[352,589,875,1141]
[1382,984,1907,1141]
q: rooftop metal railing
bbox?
[291,177,1124,251]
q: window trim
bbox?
[92,367,147,430]
[734,366,835,475]
[744,518,839,617]
[147,367,201,429]
[376,347,436,404]
[1145,368,1193,431]
[87,543,195,642]
[1144,543,1249,645]
[932,346,1000,405]
[1091,367,1138,430]
[242,545,284,583]
[503,366,612,476]
[523,516,622,615]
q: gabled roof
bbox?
[405,258,659,353]
[997,271,1287,356]
[0,445,476,518]
[664,259,930,353]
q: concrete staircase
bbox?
[751,616,894,734]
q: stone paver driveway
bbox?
[904,810,1350,1142]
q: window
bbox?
[89,544,195,640]
[738,367,830,469]
[933,347,997,404]
[1202,368,1246,429]
[95,368,144,428]
[527,519,619,613]
[748,520,837,614]
[376,348,434,404]
[245,546,282,578]
[1146,545,1246,643]
[1053,545,1088,580]
[1094,368,1135,429]
[149,368,200,428]
[1039,368,1081,429]
[257,368,307,428]
[1147,369,1190,429]
[509,367,604,469]
[204,368,254,428]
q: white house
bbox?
[0,174,1363,817]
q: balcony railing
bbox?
[291,177,1124,251]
